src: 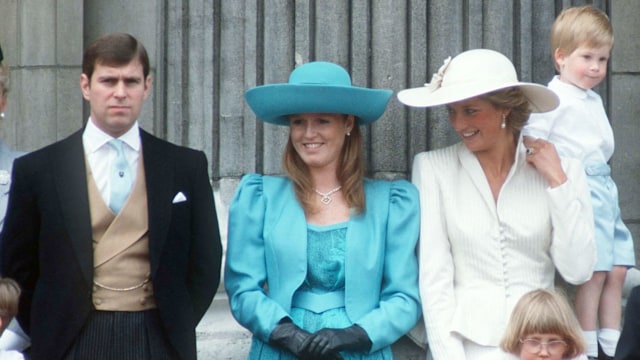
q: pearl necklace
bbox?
[314,186,342,205]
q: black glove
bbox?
[301,325,372,358]
[268,320,313,357]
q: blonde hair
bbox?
[550,5,613,72]
[480,87,531,138]
[283,116,365,214]
[500,289,586,358]
[0,278,20,333]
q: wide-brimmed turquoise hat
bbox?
[245,61,392,126]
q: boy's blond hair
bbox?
[550,5,613,72]
[500,289,586,358]
[0,278,21,331]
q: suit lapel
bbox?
[51,130,93,284]
[139,130,173,276]
[50,129,175,283]
[457,143,496,213]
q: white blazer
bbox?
[412,139,595,360]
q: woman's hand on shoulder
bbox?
[523,136,567,188]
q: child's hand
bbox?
[523,137,568,188]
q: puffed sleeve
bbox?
[412,152,466,359]
[355,180,422,351]
[224,174,290,342]
[548,157,596,284]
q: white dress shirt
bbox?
[0,349,24,360]
[523,76,614,164]
[82,119,140,207]
[412,139,595,360]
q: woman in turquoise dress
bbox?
[224,61,421,359]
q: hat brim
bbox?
[245,84,393,126]
[397,81,559,113]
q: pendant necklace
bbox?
[314,186,342,205]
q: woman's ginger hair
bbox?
[283,115,365,214]
[500,289,586,358]
[550,5,613,72]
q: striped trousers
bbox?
[63,310,178,360]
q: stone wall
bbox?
[0,0,638,286]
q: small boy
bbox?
[523,6,634,360]
[0,278,23,360]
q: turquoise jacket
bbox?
[224,174,421,352]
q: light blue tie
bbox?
[108,139,132,214]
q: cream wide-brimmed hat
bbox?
[397,49,558,112]
[245,61,392,126]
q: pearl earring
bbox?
[0,112,4,119]
[500,114,506,129]
[346,131,351,136]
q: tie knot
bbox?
[108,138,125,154]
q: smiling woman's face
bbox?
[446,97,509,154]
[288,113,354,172]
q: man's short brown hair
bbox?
[82,32,150,80]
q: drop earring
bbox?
[500,114,506,129]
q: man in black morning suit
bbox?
[615,285,640,359]
[0,33,222,360]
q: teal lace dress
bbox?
[247,222,394,359]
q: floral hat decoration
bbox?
[397,49,559,113]
[245,61,393,126]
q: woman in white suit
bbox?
[398,49,596,359]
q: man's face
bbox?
[80,59,151,137]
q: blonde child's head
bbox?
[550,5,613,72]
[0,278,20,335]
[501,289,585,358]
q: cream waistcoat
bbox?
[88,155,156,311]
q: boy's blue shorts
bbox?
[585,162,635,271]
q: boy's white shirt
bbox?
[0,349,23,360]
[523,75,614,164]
[0,320,30,352]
